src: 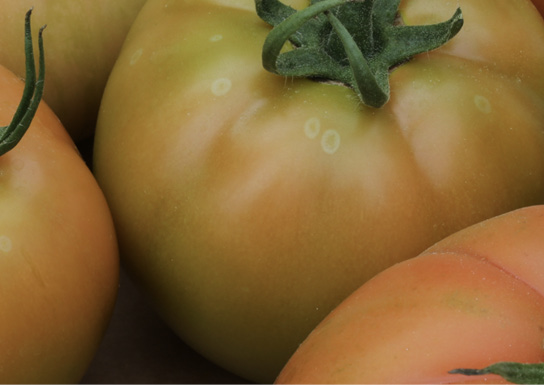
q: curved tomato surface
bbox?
[276,205,544,384]
[0,64,119,381]
[0,1,146,141]
[93,0,544,382]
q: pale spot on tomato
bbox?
[211,78,232,96]
[231,98,268,135]
[130,48,143,66]
[304,117,321,139]
[0,235,12,253]
[321,129,341,154]
[209,34,223,42]
[474,95,491,114]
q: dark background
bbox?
[80,266,250,384]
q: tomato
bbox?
[93,0,544,382]
[0,0,146,141]
[0,12,119,383]
[276,205,544,384]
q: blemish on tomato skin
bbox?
[0,235,12,253]
[474,95,491,114]
[209,34,223,42]
[211,78,232,96]
[304,117,321,139]
[321,129,341,154]
[231,98,269,135]
[130,48,143,66]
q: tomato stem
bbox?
[256,0,463,108]
[0,8,46,156]
[450,362,544,384]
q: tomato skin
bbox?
[276,205,544,384]
[93,0,544,382]
[0,1,146,141]
[0,64,119,383]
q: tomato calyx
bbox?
[256,0,463,108]
[450,361,544,384]
[0,8,46,156]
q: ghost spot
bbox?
[304,117,321,139]
[474,95,491,114]
[321,129,341,154]
[130,48,143,66]
[0,235,12,253]
[211,78,232,96]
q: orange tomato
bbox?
[0,14,119,382]
[276,205,544,384]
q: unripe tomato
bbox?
[94,0,544,381]
[0,1,146,141]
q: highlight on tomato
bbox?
[0,0,146,141]
[0,10,119,383]
[93,0,544,382]
[275,205,544,384]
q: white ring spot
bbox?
[304,117,321,139]
[0,235,12,253]
[474,95,491,114]
[210,34,223,42]
[321,130,341,154]
[130,48,143,66]
[211,78,232,96]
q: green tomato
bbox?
[0,0,146,141]
[93,0,544,382]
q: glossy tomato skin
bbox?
[276,205,544,384]
[93,0,544,382]
[0,1,146,141]
[0,64,119,383]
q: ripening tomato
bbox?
[0,13,119,383]
[93,0,544,382]
[0,1,146,141]
[276,205,544,384]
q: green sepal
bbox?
[450,362,544,384]
[0,8,46,156]
[256,0,463,108]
